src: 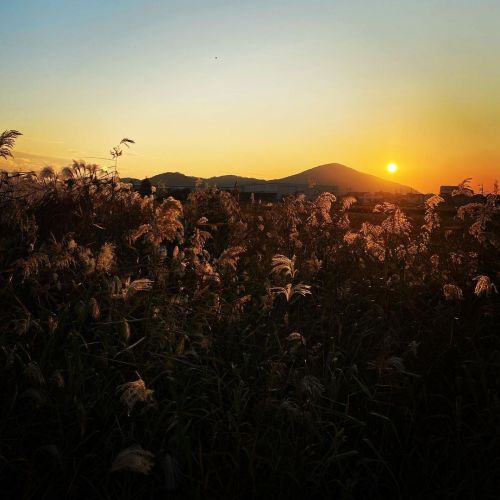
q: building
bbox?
[364,191,400,203]
[151,181,338,203]
[239,182,338,200]
[401,193,427,205]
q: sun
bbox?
[387,163,398,173]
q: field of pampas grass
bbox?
[1,153,500,498]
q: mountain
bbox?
[148,171,262,188]
[121,177,141,186]
[137,163,418,195]
[149,171,198,187]
[206,175,262,187]
[272,163,417,194]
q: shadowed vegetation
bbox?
[0,154,499,498]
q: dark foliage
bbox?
[0,165,499,499]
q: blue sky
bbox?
[2,0,500,191]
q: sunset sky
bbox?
[2,0,499,193]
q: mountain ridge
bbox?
[124,163,418,194]
[271,163,417,194]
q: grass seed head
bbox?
[443,284,464,301]
[117,376,154,414]
[474,275,498,297]
[111,445,154,474]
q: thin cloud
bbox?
[1,151,72,172]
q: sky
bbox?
[2,0,499,193]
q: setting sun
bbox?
[387,163,398,173]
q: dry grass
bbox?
[0,160,499,499]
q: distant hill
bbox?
[206,175,262,187]
[149,171,198,187]
[120,177,141,186]
[131,163,418,195]
[272,163,417,194]
[146,172,262,188]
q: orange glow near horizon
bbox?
[2,1,500,194]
